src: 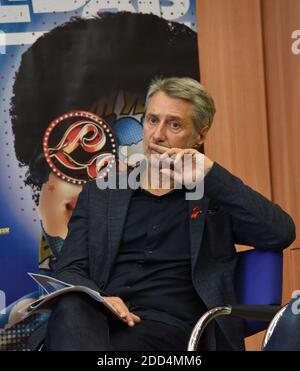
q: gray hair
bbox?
[145,77,216,132]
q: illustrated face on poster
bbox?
[8,11,199,271]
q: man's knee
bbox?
[46,293,111,350]
[54,292,84,309]
[50,293,98,321]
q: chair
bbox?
[188,249,284,351]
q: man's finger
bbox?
[126,314,135,327]
[131,313,141,322]
[109,300,130,318]
[149,142,170,154]
[160,148,181,160]
[126,313,141,327]
[160,156,174,169]
[119,310,135,326]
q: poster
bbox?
[0,0,199,350]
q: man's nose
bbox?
[152,122,166,142]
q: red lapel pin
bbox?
[191,207,202,219]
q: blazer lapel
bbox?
[189,196,210,273]
[106,188,134,281]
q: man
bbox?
[30,77,295,351]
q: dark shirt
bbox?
[104,187,206,335]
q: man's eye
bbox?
[148,117,158,125]
[169,121,181,130]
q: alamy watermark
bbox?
[291,290,300,315]
[291,30,300,55]
[0,290,6,315]
[0,30,6,55]
[96,151,205,201]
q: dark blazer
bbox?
[28,162,296,351]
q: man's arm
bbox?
[204,162,296,250]
[147,143,295,249]
[49,182,141,326]
[49,181,103,292]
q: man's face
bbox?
[143,91,203,156]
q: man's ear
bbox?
[194,125,210,146]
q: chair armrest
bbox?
[187,304,282,351]
[230,305,281,321]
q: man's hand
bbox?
[103,296,141,327]
[149,142,214,187]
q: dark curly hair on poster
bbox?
[10,11,200,199]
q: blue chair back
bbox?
[235,249,283,336]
